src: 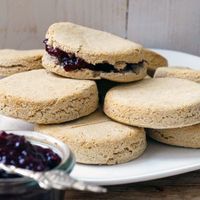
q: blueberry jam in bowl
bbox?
[0,130,75,200]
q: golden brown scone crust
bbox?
[35,110,146,165]
[104,78,200,129]
[0,69,98,124]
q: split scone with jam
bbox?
[42,22,146,82]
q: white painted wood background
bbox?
[0,0,199,55]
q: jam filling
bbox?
[0,131,61,178]
[44,39,144,72]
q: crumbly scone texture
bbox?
[143,48,168,77]
[154,67,200,83]
[45,22,143,70]
[104,78,200,129]
[0,69,98,124]
[42,52,146,82]
[35,110,146,165]
[0,49,44,76]
[148,124,200,148]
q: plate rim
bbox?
[72,49,200,185]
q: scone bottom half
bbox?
[0,69,99,124]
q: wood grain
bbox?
[65,170,200,200]
[0,0,127,49]
[0,0,199,55]
[127,0,200,56]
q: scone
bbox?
[148,124,200,148]
[42,22,146,82]
[0,49,44,76]
[143,48,168,77]
[35,110,146,165]
[104,78,200,129]
[154,67,200,83]
[144,75,151,79]
[0,69,98,124]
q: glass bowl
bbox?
[0,130,75,200]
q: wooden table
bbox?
[65,170,200,199]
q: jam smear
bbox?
[43,39,144,72]
[0,131,61,178]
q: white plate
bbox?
[1,49,200,186]
[71,49,200,185]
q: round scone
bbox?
[42,22,146,82]
[35,110,146,165]
[148,124,200,148]
[0,69,98,124]
[104,78,200,129]
[0,49,44,76]
[143,48,168,77]
[154,67,200,83]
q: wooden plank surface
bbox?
[65,170,200,200]
[1,0,199,55]
[127,0,200,56]
[0,0,127,49]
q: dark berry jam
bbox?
[0,131,61,178]
[43,39,144,72]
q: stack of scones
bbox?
[0,22,200,165]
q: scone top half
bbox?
[43,22,144,77]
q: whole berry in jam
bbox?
[0,131,61,178]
